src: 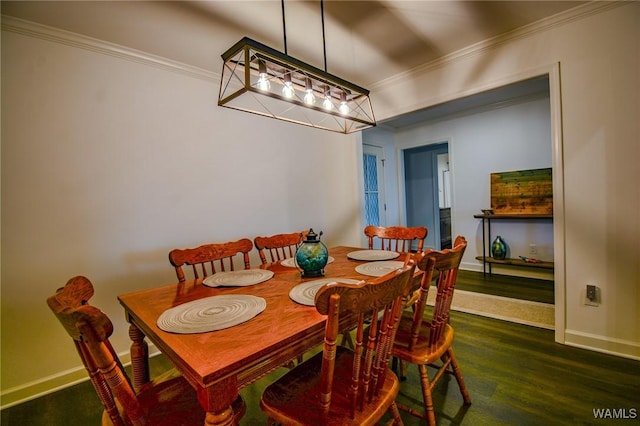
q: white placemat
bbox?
[157,295,266,334]
[355,260,405,277]
[280,256,335,268]
[289,278,362,306]
[203,269,274,287]
[347,250,400,261]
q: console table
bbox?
[474,213,554,276]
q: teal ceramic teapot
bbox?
[295,228,329,277]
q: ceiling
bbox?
[1,1,582,127]
[2,1,585,86]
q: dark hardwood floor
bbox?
[395,310,639,425]
[4,273,633,425]
[3,308,638,425]
[456,269,554,304]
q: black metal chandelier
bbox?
[217,1,375,134]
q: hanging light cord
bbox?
[281,0,287,55]
[321,0,327,72]
[282,0,327,71]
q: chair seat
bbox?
[261,347,401,426]
[392,311,454,363]
[102,375,245,426]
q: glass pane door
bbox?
[363,145,385,226]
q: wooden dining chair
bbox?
[168,237,253,282]
[364,225,428,253]
[392,236,471,425]
[253,231,305,264]
[260,258,419,426]
[47,276,245,426]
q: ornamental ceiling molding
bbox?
[0,14,218,83]
[371,1,624,93]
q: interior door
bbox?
[403,142,449,249]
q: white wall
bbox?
[0,22,362,405]
[372,2,639,359]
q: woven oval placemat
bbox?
[347,250,399,261]
[203,269,274,287]
[289,278,361,306]
[355,260,404,277]
[157,294,266,334]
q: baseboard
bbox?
[564,330,640,361]
[0,345,160,410]
[0,367,89,410]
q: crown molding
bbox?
[1,14,220,83]
[371,1,624,91]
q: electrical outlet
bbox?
[529,244,537,255]
[584,285,600,306]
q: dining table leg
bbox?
[199,376,240,426]
[128,323,149,393]
[204,409,236,426]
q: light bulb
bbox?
[304,90,316,105]
[257,61,270,91]
[282,73,294,98]
[323,97,333,110]
[323,87,333,110]
[303,78,315,105]
[339,92,349,115]
[282,81,294,98]
[257,73,270,91]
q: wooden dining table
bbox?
[118,246,412,426]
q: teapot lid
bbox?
[303,228,322,242]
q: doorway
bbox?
[361,69,565,342]
[403,142,451,250]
